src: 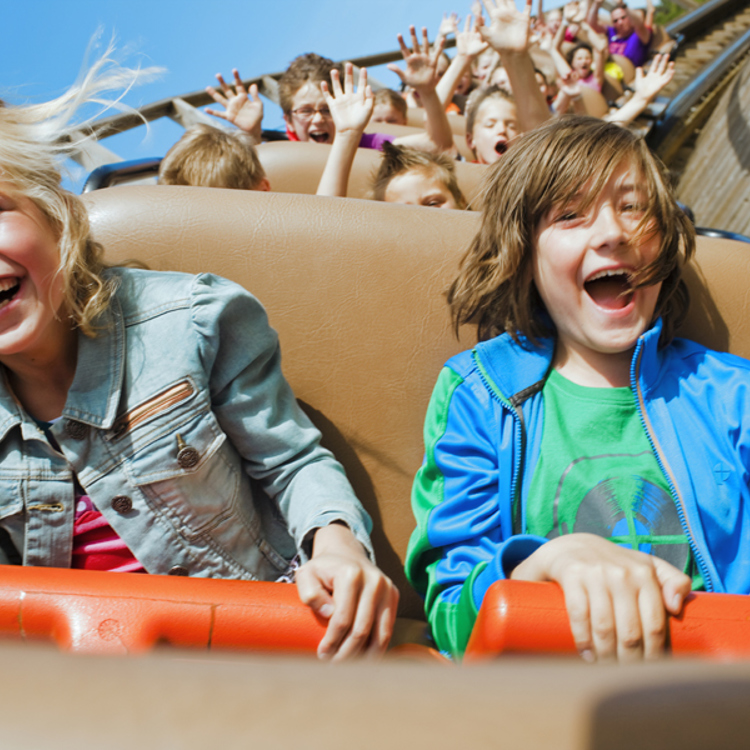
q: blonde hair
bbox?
[0,40,161,336]
[449,116,695,344]
[158,124,267,190]
[373,89,408,121]
[372,142,466,209]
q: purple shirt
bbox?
[607,26,651,68]
[359,132,395,151]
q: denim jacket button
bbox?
[168,565,189,576]
[111,496,132,514]
[177,446,200,469]
[64,420,89,440]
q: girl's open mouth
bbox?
[0,278,20,310]
[494,140,508,155]
[584,269,633,310]
[309,132,330,144]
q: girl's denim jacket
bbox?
[0,269,373,577]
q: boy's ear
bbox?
[256,177,271,192]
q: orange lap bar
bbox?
[0,564,326,656]
[464,580,750,661]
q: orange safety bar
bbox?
[465,580,750,661]
[0,565,326,656]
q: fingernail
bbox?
[319,603,334,618]
[672,593,682,611]
[317,646,331,661]
[579,649,595,663]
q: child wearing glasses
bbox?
[207,28,455,156]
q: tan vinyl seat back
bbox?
[257,140,486,206]
[83,185,750,619]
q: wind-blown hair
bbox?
[0,40,161,336]
[449,116,695,345]
[372,142,466,209]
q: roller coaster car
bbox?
[3,187,750,747]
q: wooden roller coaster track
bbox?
[68,0,750,178]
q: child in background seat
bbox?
[406,115,750,661]
[158,124,270,191]
[0,47,397,661]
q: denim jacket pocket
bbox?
[115,389,290,579]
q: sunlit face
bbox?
[456,71,472,96]
[474,51,496,83]
[372,102,407,126]
[546,9,563,34]
[283,82,335,144]
[572,48,593,76]
[467,97,519,165]
[532,162,662,384]
[489,67,512,93]
[611,8,633,37]
[0,184,69,363]
[383,169,459,209]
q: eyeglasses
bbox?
[291,106,333,121]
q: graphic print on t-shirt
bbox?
[547,451,690,572]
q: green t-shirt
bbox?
[527,370,703,589]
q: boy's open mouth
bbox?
[584,269,633,309]
[309,132,330,144]
[494,140,508,155]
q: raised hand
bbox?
[205,68,263,141]
[633,53,675,102]
[558,69,582,98]
[457,14,490,58]
[388,25,445,93]
[320,62,373,136]
[437,12,461,41]
[480,0,534,54]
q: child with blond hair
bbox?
[0,46,397,661]
[158,124,270,191]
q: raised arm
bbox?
[550,18,573,80]
[388,26,456,152]
[605,53,674,125]
[434,12,460,52]
[436,14,489,106]
[587,22,609,89]
[587,0,606,35]
[480,0,552,131]
[629,4,652,45]
[205,68,263,144]
[316,64,373,198]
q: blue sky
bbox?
[2,0,643,190]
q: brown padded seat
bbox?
[257,140,485,204]
[84,185,750,621]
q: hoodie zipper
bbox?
[472,350,526,534]
[631,340,713,591]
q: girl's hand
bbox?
[320,63,373,137]
[511,533,691,662]
[205,69,263,141]
[388,25,444,94]
[479,0,533,54]
[457,14,490,59]
[296,523,399,660]
[632,54,675,102]
[558,69,582,97]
